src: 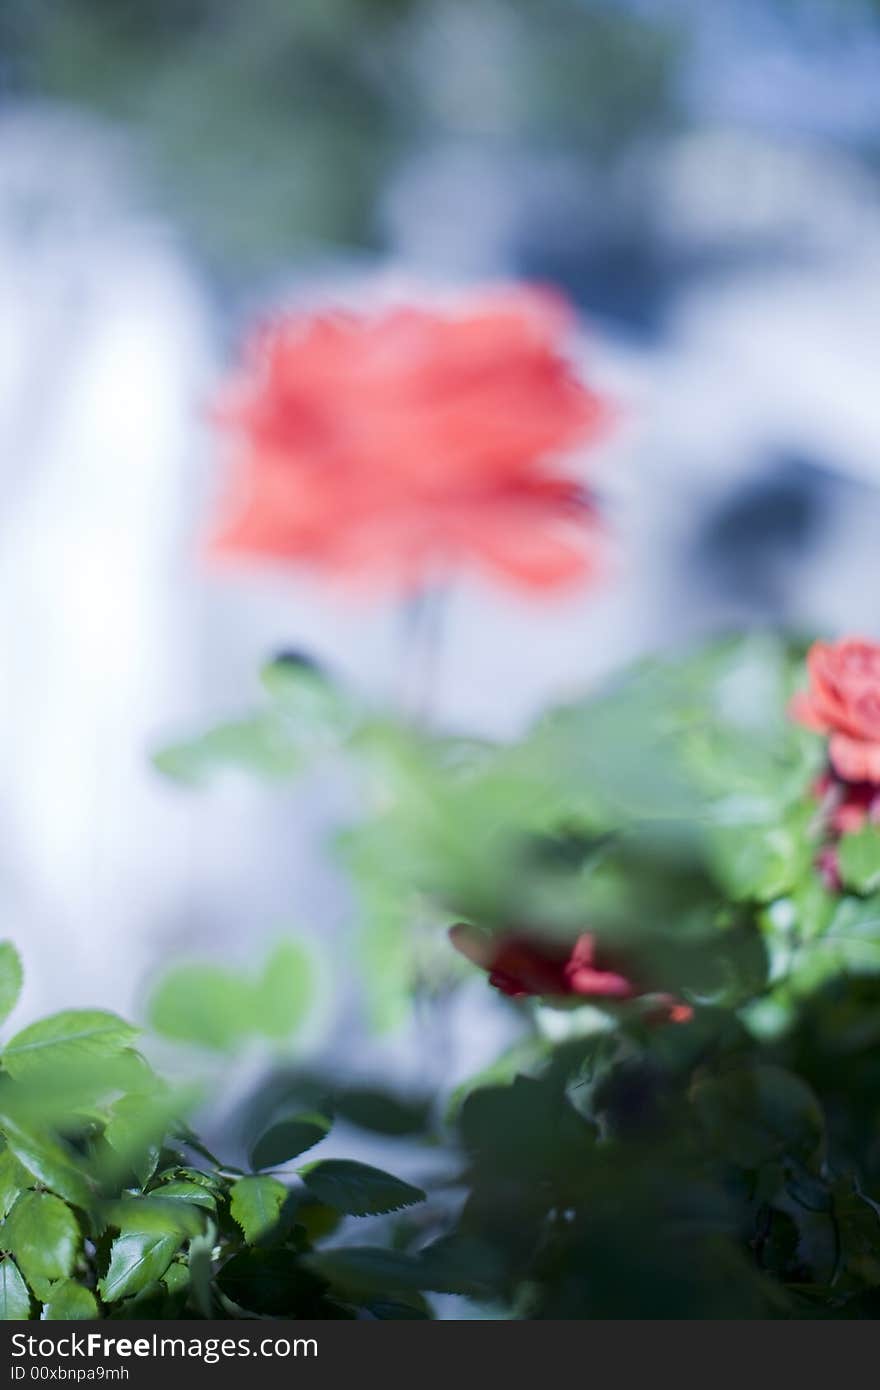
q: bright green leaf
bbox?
[839,825,880,896]
[3,1011,138,1081]
[254,940,312,1041]
[103,1196,203,1240]
[0,943,23,1027]
[230,1176,287,1243]
[153,716,302,786]
[0,1148,29,1219]
[42,1280,99,1321]
[6,1191,80,1285]
[152,1181,217,1212]
[99,1231,182,1303]
[103,1094,167,1188]
[148,966,256,1052]
[0,1258,31,1319]
[187,1219,217,1320]
[1,1120,94,1210]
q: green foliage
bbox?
[0,1259,31,1320]
[838,824,880,895]
[17,633,880,1319]
[0,954,428,1321]
[299,1160,426,1217]
[250,1112,331,1171]
[154,658,354,787]
[147,938,312,1052]
[0,945,23,1028]
[229,1176,287,1243]
[3,1011,138,1080]
[42,1280,100,1320]
[5,1191,80,1287]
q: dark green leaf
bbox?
[331,1087,431,1137]
[250,1113,331,1171]
[305,1246,424,1296]
[299,1160,425,1216]
[216,1248,323,1316]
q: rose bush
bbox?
[19,285,880,1319]
[149,630,880,1317]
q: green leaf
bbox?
[99,1231,182,1303]
[103,1093,170,1188]
[103,1196,203,1240]
[148,965,256,1052]
[152,1181,217,1212]
[1,1120,94,1210]
[307,1236,503,1300]
[839,825,880,896]
[331,1087,431,1137]
[0,1148,29,1219]
[299,1160,425,1217]
[162,1260,190,1300]
[42,1280,99,1320]
[5,1192,80,1285]
[187,1219,217,1320]
[253,940,313,1041]
[230,1176,287,1243]
[414,1234,508,1298]
[804,895,880,978]
[692,1064,825,1169]
[0,943,23,1027]
[707,818,811,904]
[3,1011,138,1081]
[250,1113,331,1171]
[215,1249,323,1317]
[0,1258,31,1319]
[153,716,302,786]
[305,1246,425,1296]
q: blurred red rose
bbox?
[448,924,692,1023]
[789,639,880,784]
[208,288,610,592]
